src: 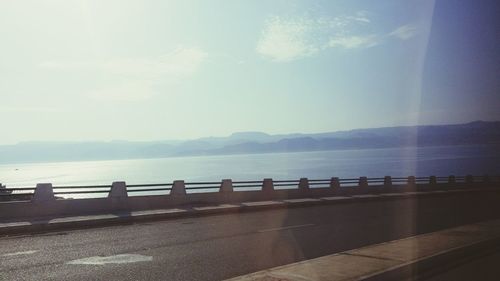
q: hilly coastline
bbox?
[1,121,499,164]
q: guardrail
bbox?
[0,175,498,220]
[0,174,495,201]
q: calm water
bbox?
[1,145,499,188]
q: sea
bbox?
[1,144,499,189]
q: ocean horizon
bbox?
[1,144,499,189]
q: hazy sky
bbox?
[0,0,499,144]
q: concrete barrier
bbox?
[466,174,474,184]
[407,176,416,185]
[359,177,368,188]
[484,175,491,183]
[448,175,456,184]
[429,176,437,185]
[1,176,498,220]
[171,180,186,196]
[384,176,392,187]
[219,179,233,193]
[330,177,340,188]
[32,183,55,202]
[262,178,274,192]
[298,178,309,191]
[108,182,127,198]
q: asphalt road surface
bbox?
[1,191,500,281]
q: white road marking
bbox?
[1,250,38,257]
[258,224,315,233]
[66,254,152,265]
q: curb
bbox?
[224,220,500,281]
[361,235,500,281]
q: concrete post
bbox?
[170,180,186,196]
[429,176,437,185]
[262,178,274,192]
[108,181,127,198]
[465,175,474,184]
[383,176,392,187]
[483,175,490,183]
[298,178,309,191]
[219,179,233,193]
[448,175,456,184]
[407,176,416,185]
[330,177,340,188]
[32,183,55,202]
[358,177,368,188]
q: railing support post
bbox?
[358,177,368,188]
[108,181,128,199]
[32,183,55,202]
[429,176,437,185]
[171,180,186,196]
[483,175,490,183]
[384,176,392,187]
[219,179,233,193]
[298,178,309,191]
[465,175,474,184]
[262,178,274,192]
[407,176,416,185]
[330,177,340,188]
[448,175,456,184]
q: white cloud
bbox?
[256,14,378,62]
[347,11,371,23]
[329,35,379,49]
[40,47,207,101]
[256,13,419,62]
[256,16,319,62]
[389,24,418,40]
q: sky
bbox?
[0,0,499,145]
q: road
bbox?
[1,190,499,281]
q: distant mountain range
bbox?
[1,121,499,164]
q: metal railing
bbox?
[0,174,497,200]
